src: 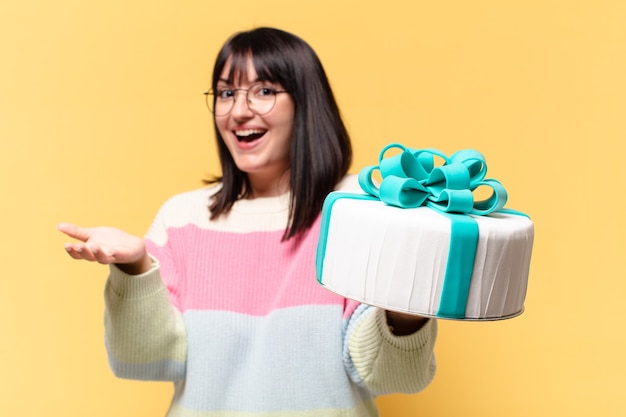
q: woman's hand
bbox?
[57,223,152,275]
[385,311,430,336]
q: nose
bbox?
[230,90,254,119]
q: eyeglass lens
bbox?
[206,85,279,116]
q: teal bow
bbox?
[358,143,508,216]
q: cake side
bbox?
[465,212,534,318]
[316,193,534,320]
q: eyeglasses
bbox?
[203,84,289,116]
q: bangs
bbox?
[223,52,282,86]
[215,31,292,87]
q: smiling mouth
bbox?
[235,129,266,142]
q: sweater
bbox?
[103,176,437,417]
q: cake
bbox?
[315,144,534,320]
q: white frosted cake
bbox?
[316,192,534,321]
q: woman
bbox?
[58,27,437,416]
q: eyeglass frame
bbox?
[203,84,289,116]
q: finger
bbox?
[57,223,92,242]
[88,244,117,265]
[64,243,96,262]
[64,242,117,265]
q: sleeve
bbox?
[343,304,437,395]
[104,258,187,381]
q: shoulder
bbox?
[159,185,220,211]
[145,185,220,244]
[152,184,220,226]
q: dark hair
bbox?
[206,27,352,240]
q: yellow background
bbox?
[1,0,624,416]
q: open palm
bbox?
[58,223,150,274]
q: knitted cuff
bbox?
[106,256,164,300]
[371,309,436,351]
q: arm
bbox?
[58,223,187,381]
[104,260,187,381]
[344,305,437,395]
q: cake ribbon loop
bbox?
[357,143,508,216]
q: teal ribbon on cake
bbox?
[358,143,509,318]
[358,143,508,214]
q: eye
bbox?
[216,88,235,99]
[253,85,277,98]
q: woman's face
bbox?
[215,57,295,196]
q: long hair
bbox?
[206,27,352,240]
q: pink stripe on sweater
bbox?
[146,223,346,316]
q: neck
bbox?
[247,170,290,198]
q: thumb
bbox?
[57,223,92,242]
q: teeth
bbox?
[235,129,265,137]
